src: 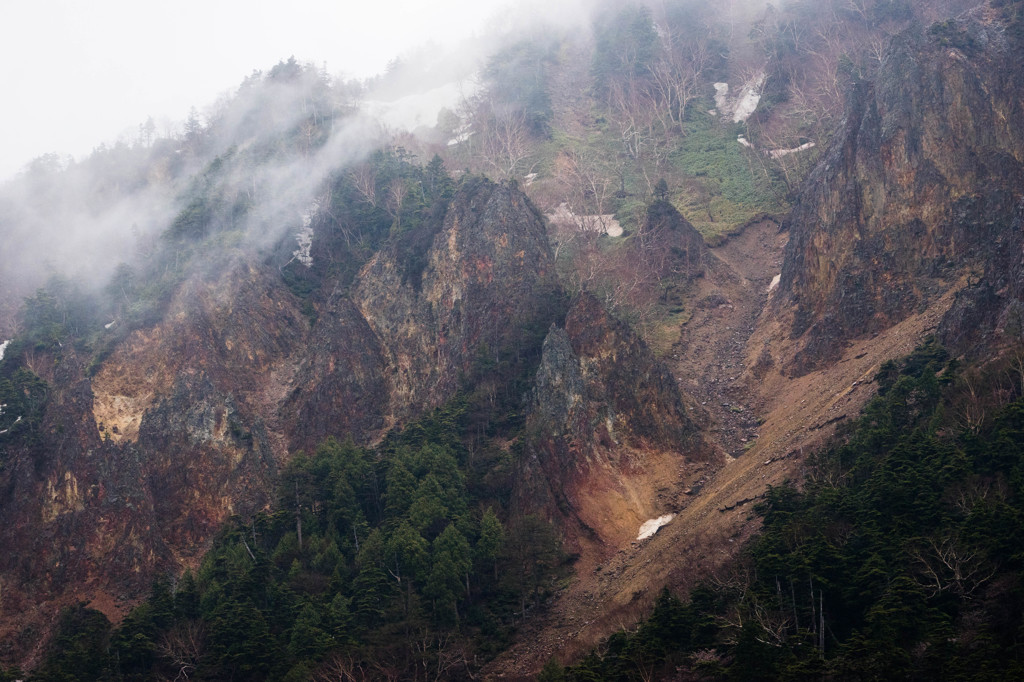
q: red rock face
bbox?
[518,293,717,556]
[0,264,297,661]
[777,12,1024,374]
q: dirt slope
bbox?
[485,219,963,677]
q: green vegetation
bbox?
[28,416,565,681]
[928,19,979,52]
[279,149,457,307]
[591,4,659,100]
[165,152,243,241]
[17,149,565,678]
[673,114,780,241]
[0,361,47,445]
[564,341,1024,679]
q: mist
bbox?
[0,0,984,339]
[0,0,608,337]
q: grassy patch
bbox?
[527,97,787,245]
[671,109,785,239]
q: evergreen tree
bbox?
[427,524,473,621]
[477,507,505,581]
[32,604,112,682]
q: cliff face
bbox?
[0,178,565,658]
[0,262,297,654]
[353,178,562,422]
[777,7,1024,373]
[281,294,389,454]
[519,293,716,553]
[939,195,1024,354]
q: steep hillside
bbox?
[774,4,1024,375]
[352,179,562,426]
[5,1,1024,679]
[0,170,712,673]
[518,292,718,556]
[486,2,1024,674]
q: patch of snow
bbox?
[447,124,474,147]
[604,221,624,238]
[732,73,766,123]
[768,141,816,158]
[637,513,676,541]
[292,204,316,268]
[734,133,816,159]
[0,339,9,363]
[522,173,538,186]
[0,415,22,435]
[768,274,781,293]
[713,82,730,112]
[547,203,623,238]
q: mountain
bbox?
[0,162,713,673]
[4,1,1024,679]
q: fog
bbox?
[0,0,607,183]
[0,0,611,335]
[0,1,522,181]
[0,0,980,336]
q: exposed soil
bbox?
[671,220,786,459]
[484,221,786,677]
[484,220,965,678]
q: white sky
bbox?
[0,0,564,181]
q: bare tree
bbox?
[312,653,371,681]
[386,178,408,225]
[349,163,377,207]
[157,621,204,682]
[300,120,318,157]
[649,25,713,129]
[552,147,615,233]
[410,629,471,681]
[606,77,661,162]
[952,369,990,434]
[477,106,533,179]
[910,533,997,598]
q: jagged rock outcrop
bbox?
[777,7,1024,374]
[353,178,563,422]
[0,178,567,659]
[0,263,296,657]
[939,195,1024,353]
[640,199,714,281]
[135,372,277,553]
[518,293,717,552]
[0,351,165,632]
[282,294,389,453]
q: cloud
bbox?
[0,0,618,337]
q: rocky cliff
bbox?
[640,199,714,282]
[0,260,297,660]
[776,5,1024,374]
[351,178,563,424]
[939,195,1024,354]
[0,178,568,661]
[518,293,717,555]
